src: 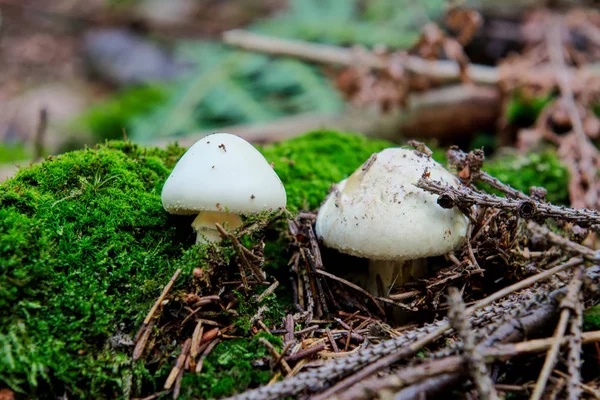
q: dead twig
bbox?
[285,344,326,363]
[222,29,497,85]
[259,338,292,376]
[546,15,600,209]
[528,222,598,261]
[133,269,182,361]
[338,331,600,400]
[164,339,191,390]
[566,289,583,400]
[195,339,220,374]
[530,266,585,400]
[256,281,279,303]
[418,176,600,230]
[447,287,499,400]
[315,269,385,315]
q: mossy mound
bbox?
[0,129,570,398]
[0,130,393,399]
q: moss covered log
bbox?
[0,130,569,398]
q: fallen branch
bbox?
[527,222,598,261]
[222,30,495,85]
[417,176,600,231]
[338,330,600,400]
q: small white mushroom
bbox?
[315,147,469,297]
[161,133,287,244]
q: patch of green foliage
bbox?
[72,85,168,141]
[179,332,281,399]
[0,142,29,163]
[130,44,343,142]
[261,130,394,211]
[481,150,569,204]
[505,91,553,126]
[584,305,600,331]
[254,0,445,48]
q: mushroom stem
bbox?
[191,211,243,244]
[367,259,428,297]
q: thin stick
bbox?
[256,281,280,303]
[418,177,600,230]
[195,339,219,374]
[164,339,191,390]
[132,319,154,361]
[33,108,48,162]
[142,269,182,327]
[133,269,182,361]
[546,15,599,209]
[223,30,498,85]
[528,222,598,261]
[530,267,584,400]
[285,344,326,363]
[566,290,583,400]
[326,328,339,353]
[316,269,385,315]
[190,321,204,359]
[554,370,600,400]
[447,287,499,400]
[260,338,292,376]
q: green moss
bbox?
[260,130,393,211]
[0,142,29,163]
[0,141,191,397]
[72,85,169,141]
[584,305,600,331]
[481,150,569,204]
[505,91,553,126]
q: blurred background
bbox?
[0,0,599,193]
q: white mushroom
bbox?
[161,133,287,243]
[315,147,469,297]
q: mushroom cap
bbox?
[315,148,469,261]
[161,133,286,215]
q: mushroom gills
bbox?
[368,258,428,297]
[191,211,243,244]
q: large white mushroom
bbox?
[161,133,287,243]
[315,147,469,297]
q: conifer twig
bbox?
[566,291,583,400]
[338,331,600,400]
[417,176,600,229]
[447,287,499,400]
[530,267,585,400]
[527,222,599,261]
